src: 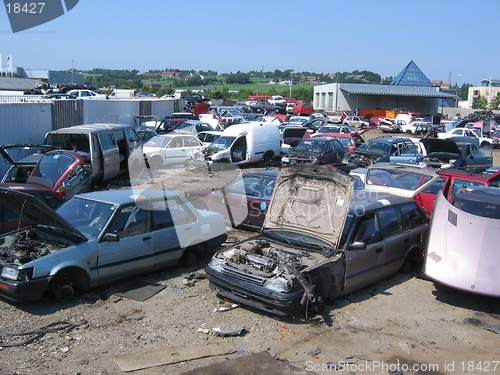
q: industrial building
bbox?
[313,61,457,116]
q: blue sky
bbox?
[0,0,497,86]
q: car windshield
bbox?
[57,197,116,239]
[261,230,334,252]
[145,136,172,148]
[31,153,74,183]
[367,168,432,190]
[208,136,236,150]
[318,127,340,134]
[294,139,326,153]
[356,141,391,155]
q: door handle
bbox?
[143,236,151,241]
[375,247,383,253]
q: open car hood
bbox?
[0,188,85,240]
[262,164,354,249]
[282,127,308,139]
[420,138,462,155]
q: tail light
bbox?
[55,186,66,199]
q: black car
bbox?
[205,164,429,316]
[281,136,346,166]
[420,137,493,172]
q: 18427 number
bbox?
[5,3,46,14]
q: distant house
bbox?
[161,71,181,79]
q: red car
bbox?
[293,100,314,116]
[413,168,500,218]
[184,170,278,231]
[312,129,356,153]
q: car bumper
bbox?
[0,276,51,302]
[205,265,305,316]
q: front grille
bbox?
[221,264,266,286]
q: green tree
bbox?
[489,94,500,110]
[472,94,488,109]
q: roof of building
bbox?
[339,83,456,98]
[0,76,45,91]
[391,60,433,87]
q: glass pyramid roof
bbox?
[390,60,433,87]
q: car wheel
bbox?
[181,250,199,267]
[263,151,274,163]
[399,258,414,274]
[52,275,75,303]
[149,156,164,169]
[406,130,412,134]
[481,141,490,147]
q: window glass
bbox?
[120,206,150,238]
[377,207,402,238]
[421,177,445,194]
[451,179,485,197]
[399,202,425,227]
[353,213,379,244]
[99,133,116,149]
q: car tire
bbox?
[52,275,75,303]
[399,258,414,274]
[149,156,164,169]
[181,250,199,267]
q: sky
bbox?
[0,0,498,86]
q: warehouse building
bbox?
[313,61,456,116]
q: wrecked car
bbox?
[425,187,500,297]
[0,188,227,303]
[419,137,493,172]
[205,164,428,316]
[0,144,56,183]
[281,137,346,167]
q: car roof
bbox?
[349,192,414,212]
[437,168,500,181]
[72,188,183,205]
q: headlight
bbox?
[1,265,20,280]
[263,277,290,292]
[281,156,289,163]
[208,258,225,271]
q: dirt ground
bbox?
[1,139,500,375]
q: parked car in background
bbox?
[268,95,286,106]
[315,124,357,136]
[0,188,227,303]
[185,169,278,230]
[24,150,92,199]
[196,130,222,146]
[401,120,432,135]
[437,126,498,147]
[172,120,215,135]
[204,164,428,316]
[345,137,425,167]
[343,115,369,128]
[425,187,500,297]
[143,134,206,168]
[293,100,314,116]
[314,133,357,153]
[66,89,107,100]
[419,138,493,172]
[41,93,71,100]
[0,185,65,235]
[281,136,346,166]
[136,128,158,143]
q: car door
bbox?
[60,164,92,199]
[164,136,186,165]
[97,132,120,180]
[246,176,275,228]
[464,145,493,171]
[344,212,385,292]
[185,135,205,157]
[413,176,447,217]
[150,198,194,269]
[376,206,412,276]
[97,205,154,283]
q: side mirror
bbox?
[101,233,119,242]
[348,241,367,250]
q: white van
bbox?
[44,123,141,183]
[202,122,282,165]
[108,89,135,99]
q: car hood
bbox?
[262,164,354,249]
[420,138,462,155]
[0,188,85,240]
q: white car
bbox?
[401,120,432,135]
[143,134,206,168]
[437,127,498,146]
[66,89,107,99]
[343,116,369,128]
[268,95,286,106]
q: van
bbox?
[108,89,135,99]
[293,100,314,116]
[202,122,282,165]
[44,123,141,183]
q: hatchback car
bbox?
[185,170,278,231]
[205,164,429,316]
[0,188,227,303]
[1,144,56,184]
[293,100,314,116]
[143,134,206,168]
[281,136,346,166]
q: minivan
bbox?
[293,100,314,116]
[44,123,141,183]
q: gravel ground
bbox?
[1,136,500,375]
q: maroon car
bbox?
[184,170,278,230]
